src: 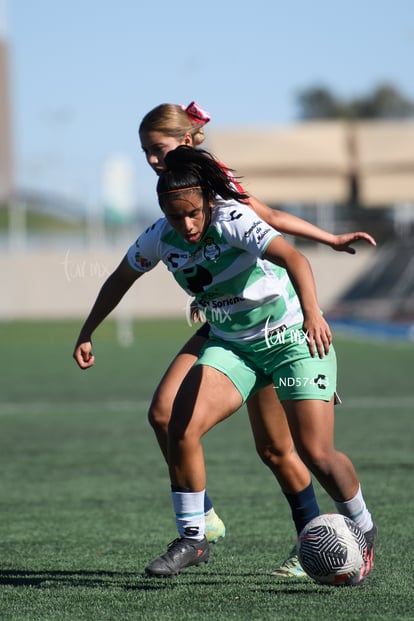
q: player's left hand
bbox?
[330,232,376,254]
[302,314,332,359]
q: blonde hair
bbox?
[139,103,206,146]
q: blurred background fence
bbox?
[1,5,414,331]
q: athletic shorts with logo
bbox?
[194,323,337,402]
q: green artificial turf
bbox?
[0,319,413,620]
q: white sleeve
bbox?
[215,199,280,257]
[126,218,164,273]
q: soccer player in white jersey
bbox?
[137,102,376,577]
[73,146,377,580]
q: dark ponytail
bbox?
[157,146,248,205]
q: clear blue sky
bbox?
[4,0,414,216]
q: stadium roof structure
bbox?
[356,122,414,206]
[207,120,414,207]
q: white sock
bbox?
[334,485,373,534]
[172,490,205,540]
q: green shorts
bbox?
[195,324,337,403]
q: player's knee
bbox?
[255,443,289,468]
[168,411,203,446]
[147,393,172,434]
[298,445,333,475]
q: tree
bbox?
[296,87,346,120]
[296,83,414,120]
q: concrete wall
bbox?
[0,245,375,321]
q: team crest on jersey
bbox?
[203,237,221,261]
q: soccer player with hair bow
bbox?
[73,143,377,579]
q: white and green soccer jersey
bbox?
[126,198,304,342]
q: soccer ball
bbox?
[297,513,367,586]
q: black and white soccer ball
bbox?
[297,513,367,586]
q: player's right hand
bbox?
[73,341,95,369]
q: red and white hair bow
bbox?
[181,101,211,126]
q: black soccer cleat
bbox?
[145,536,210,577]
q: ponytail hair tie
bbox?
[181,101,211,126]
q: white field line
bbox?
[0,399,151,415]
[338,396,414,409]
[0,396,414,415]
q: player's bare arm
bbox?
[247,195,376,254]
[263,236,332,359]
[73,256,142,369]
